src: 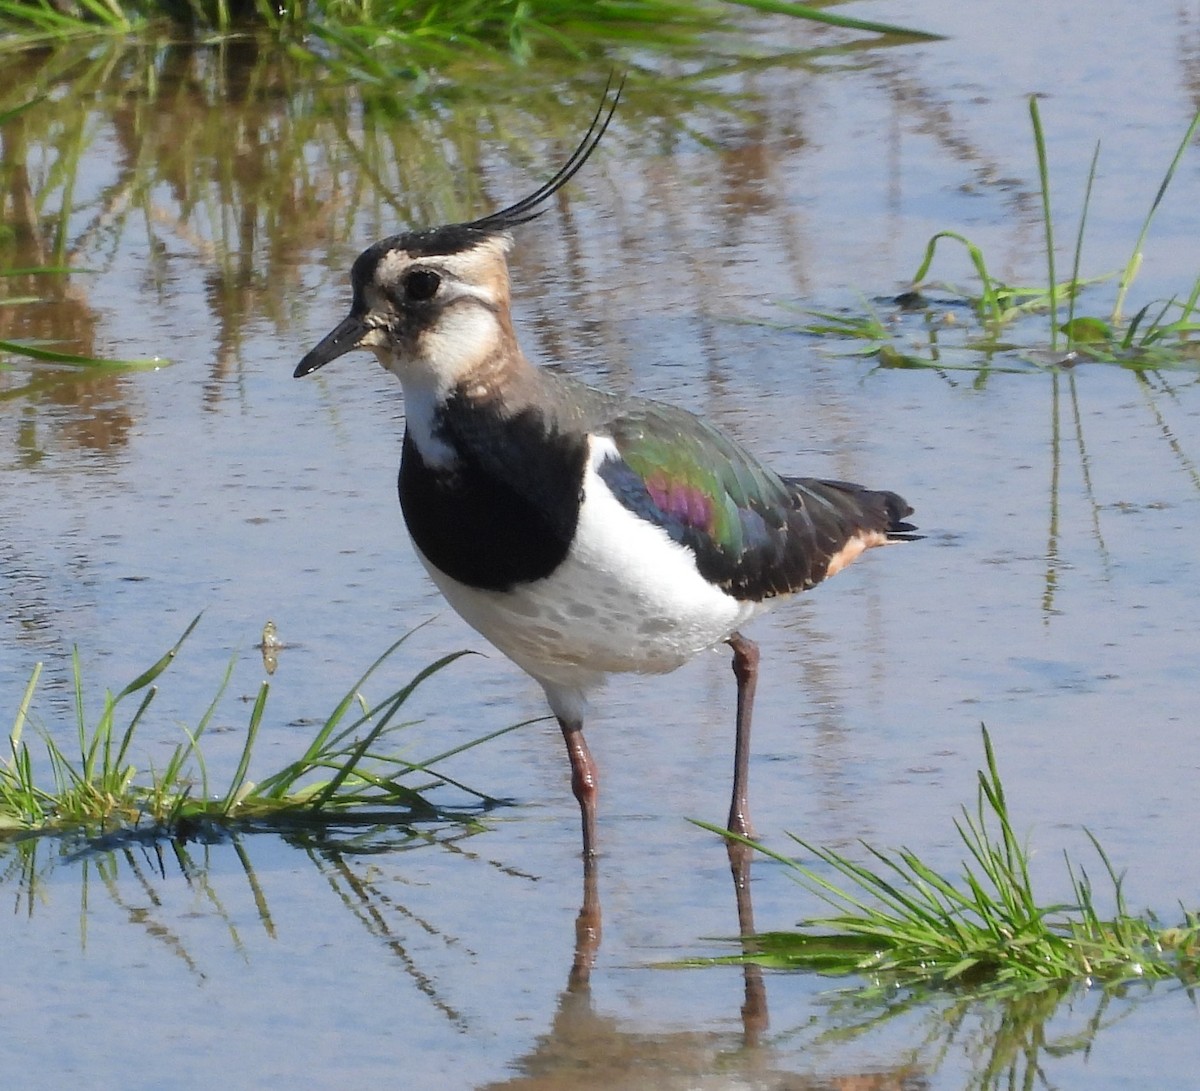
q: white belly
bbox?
[412,445,760,704]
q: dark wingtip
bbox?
[878,491,915,533]
[879,490,921,540]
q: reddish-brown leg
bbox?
[558,717,599,858]
[726,631,760,839]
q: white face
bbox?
[359,236,514,398]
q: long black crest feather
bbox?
[464,74,624,232]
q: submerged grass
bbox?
[2,616,530,838]
[788,101,1200,374]
[697,727,1200,992]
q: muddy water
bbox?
[3,1,1200,1087]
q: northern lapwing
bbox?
[294,84,917,857]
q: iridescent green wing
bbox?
[596,399,914,602]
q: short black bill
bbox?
[294,312,368,377]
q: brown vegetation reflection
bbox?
[0,39,862,468]
[1,100,132,454]
[0,25,1104,467]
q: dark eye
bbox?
[403,268,441,302]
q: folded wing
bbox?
[595,403,916,602]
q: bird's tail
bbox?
[788,477,921,542]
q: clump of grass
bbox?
[0,0,939,64]
[790,102,1200,373]
[0,0,939,46]
[699,727,1200,991]
[2,616,529,838]
[304,0,939,76]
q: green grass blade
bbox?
[1066,139,1101,348]
[113,684,156,774]
[1113,106,1200,325]
[1128,299,1177,348]
[408,713,542,770]
[307,650,470,810]
[114,614,203,701]
[221,682,268,815]
[0,97,46,125]
[305,693,408,810]
[1178,272,1200,326]
[72,647,87,767]
[193,655,237,742]
[1029,96,1058,351]
[275,625,431,773]
[910,231,1001,326]
[0,338,165,369]
[10,662,41,753]
[722,0,942,39]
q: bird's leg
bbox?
[725,640,769,1040]
[725,631,760,839]
[558,717,599,858]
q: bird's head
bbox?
[294,226,518,394]
[294,80,621,397]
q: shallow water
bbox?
[3,1,1200,1087]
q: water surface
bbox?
[3,1,1200,1086]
